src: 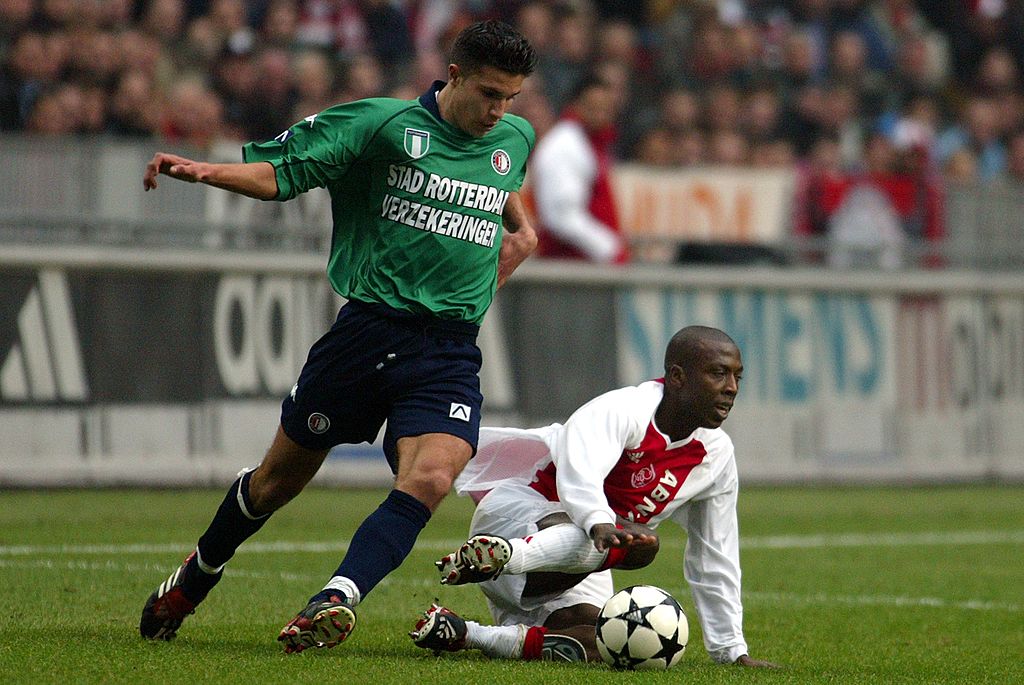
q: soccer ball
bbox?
[595,585,688,670]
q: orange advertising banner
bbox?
[612,165,796,244]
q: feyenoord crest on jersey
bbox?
[405,128,430,159]
[491,149,511,175]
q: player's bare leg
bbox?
[281,433,472,652]
[142,427,327,641]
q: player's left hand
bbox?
[497,226,537,287]
[497,193,537,288]
[590,522,658,552]
[735,654,781,668]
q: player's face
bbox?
[667,341,743,431]
[447,64,525,138]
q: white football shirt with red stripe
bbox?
[455,379,748,663]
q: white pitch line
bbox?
[0,557,442,589]
[739,530,1024,549]
[742,590,1022,613]
[0,557,1017,613]
[2,530,1023,557]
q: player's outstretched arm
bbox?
[735,654,781,668]
[143,152,278,200]
[497,191,538,288]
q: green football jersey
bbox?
[242,88,535,325]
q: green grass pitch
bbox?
[1,484,1021,684]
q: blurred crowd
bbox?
[4,0,1024,260]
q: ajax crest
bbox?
[631,464,656,488]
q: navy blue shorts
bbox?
[280,300,483,471]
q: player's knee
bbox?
[248,467,305,513]
[395,464,456,510]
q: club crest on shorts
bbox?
[449,403,471,422]
[404,128,430,159]
[308,412,330,434]
[491,149,511,175]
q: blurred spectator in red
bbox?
[531,72,628,264]
[795,130,943,268]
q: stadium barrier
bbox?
[2,246,1022,486]
[1,136,1021,485]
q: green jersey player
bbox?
[139,20,538,653]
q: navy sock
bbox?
[320,489,431,601]
[180,552,221,604]
[195,470,271,569]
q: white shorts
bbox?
[469,481,614,627]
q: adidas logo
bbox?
[435,618,458,640]
[0,269,88,401]
[449,403,471,421]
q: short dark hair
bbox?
[450,20,537,77]
[665,326,737,372]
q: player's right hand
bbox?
[143,152,203,190]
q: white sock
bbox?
[321,576,362,606]
[194,548,224,575]
[464,621,527,658]
[504,523,608,574]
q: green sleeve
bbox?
[241,100,394,201]
[503,114,535,191]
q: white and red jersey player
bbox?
[454,378,748,664]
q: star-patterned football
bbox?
[595,585,689,670]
